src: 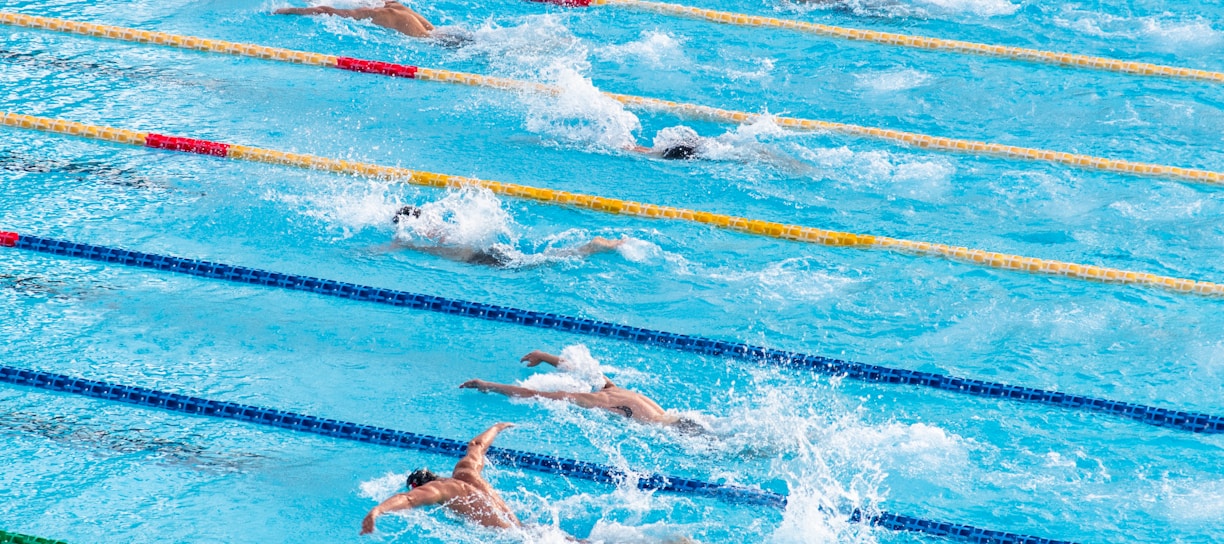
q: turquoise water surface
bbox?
[1,0,1223,542]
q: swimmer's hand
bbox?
[521,350,562,367]
[360,510,378,535]
[459,379,493,392]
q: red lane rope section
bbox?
[335,57,419,78]
[144,133,230,157]
[0,231,17,247]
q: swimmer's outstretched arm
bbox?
[360,485,447,534]
[460,379,574,400]
[275,6,346,16]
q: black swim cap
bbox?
[661,144,697,160]
[407,468,440,488]
[392,205,423,224]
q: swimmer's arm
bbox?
[452,422,514,477]
[359,487,446,534]
[521,350,562,367]
[460,380,577,401]
[275,6,339,16]
[275,6,374,19]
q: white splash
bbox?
[450,16,643,150]
[523,62,643,149]
[393,188,516,249]
[271,179,404,238]
[518,344,651,393]
[359,471,410,502]
[908,0,1019,17]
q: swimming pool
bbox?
[1,0,1222,541]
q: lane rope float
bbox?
[0,531,67,544]
[1,11,1222,185]
[3,111,1222,297]
[531,0,1224,85]
[3,230,1222,435]
[0,364,1077,544]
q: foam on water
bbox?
[596,31,688,70]
[705,257,858,303]
[797,145,955,201]
[855,68,933,93]
[1158,478,1224,522]
[905,0,1018,17]
[1052,10,1224,52]
[781,0,1016,19]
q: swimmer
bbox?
[629,125,818,176]
[275,1,435,38]
[460,350,707,434]
[626,126,704,161]
[627,143,699,160]
[361,423,581,538]
[391,205,626,267]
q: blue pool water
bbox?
[1,0,1223,541]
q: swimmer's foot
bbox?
[578,236,627,255]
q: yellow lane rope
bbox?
[3,111,1220,296]
[593,0,1224,85]
[1,11,1221,185]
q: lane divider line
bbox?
[534,0,1224,85]
[3,230,1222,435]
[0,364,1077,544]
[0,365,779,507]
[1,11,1221,185]
[3,111,1222,297]
[0,531,67,544]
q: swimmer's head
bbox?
[660,144,697,160]
[652,126,701,160]
[407,468,440,489]
[392,205,422,224]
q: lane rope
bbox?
[532,0,1224,85]
[0,365,1076,544]
[0,531,67,544]
[3,230,1221,435]
[3,111,1222,297]
[1,11,1221,185]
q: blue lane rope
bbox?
[0,364,1075,544]
[5,232,1223,435]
